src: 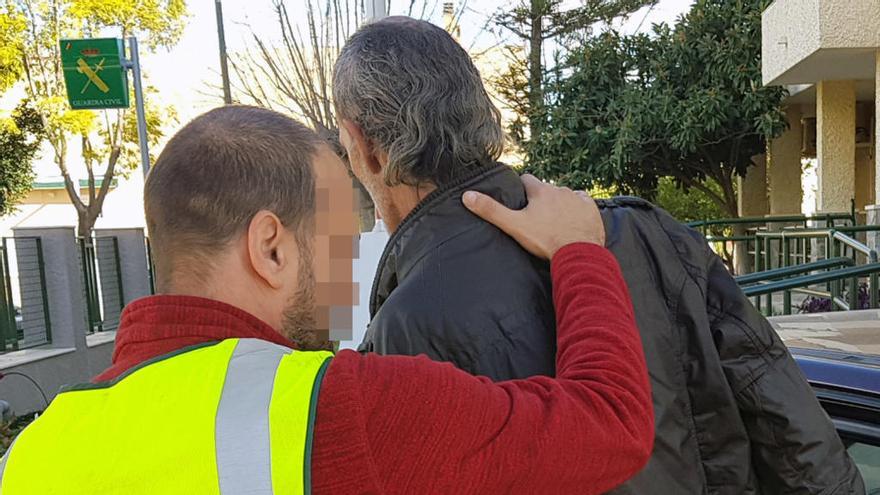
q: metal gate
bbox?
[0,237,51,352]
[79,236,125,333]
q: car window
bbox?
[845,440,880,493]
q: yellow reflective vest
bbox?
[0,338,332,495]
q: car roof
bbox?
[791,349,880,395]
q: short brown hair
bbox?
[145,105,320,290]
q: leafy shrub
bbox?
[0,412,39,456]
[797,284,870,313]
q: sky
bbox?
[142,0,696,125]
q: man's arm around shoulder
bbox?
[342,242,652,493]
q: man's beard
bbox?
[281,245,332,351]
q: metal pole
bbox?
[215,0,232,104]
[763,236,772,313]
[365,0,387,21]
[831,237,841,310]
[0,239,13,351]
[754,236,763,312]
[870,272,878,308]
[783,236,791,314]
[124,37,151,178]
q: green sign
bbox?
[60,38,130,110]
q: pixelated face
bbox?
[307,145,359,346]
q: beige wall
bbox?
[22,188,111,206]
[856,146,875,211]
[762,0,821,85]
[817,80,856,212]
[855,100,876,211]
[875,50,880,206]
[818,1,880,48]
[24,189,71,205]
[739,154,769,217]
[768,105,804,214]
[763,0,880,85]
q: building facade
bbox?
[757,0,880,229]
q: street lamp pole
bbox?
[215,0,232,104]
[365,0,387,21]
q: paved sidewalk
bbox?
[769,310,880,356]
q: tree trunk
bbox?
[732,223,751,276]
[718,176,752,276]
[77,206,101,239]
[527,1,544,147]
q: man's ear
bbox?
[340,119,383,176]
[246,210,294,290]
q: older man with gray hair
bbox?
[335,16,555,380]
[333,15,865,495]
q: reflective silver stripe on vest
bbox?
[216,338,292,494]
[0,438,16,494]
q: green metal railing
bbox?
[689,211,856,275]
[79,238,102,333]
[735,257,854,285]
[742,263,880,311]
[743,228,880,315]
[687,211,855,232]
[689,201,880,315]
[0,237,52,353]
[0,242,14,350]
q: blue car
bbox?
[773,313,880,493]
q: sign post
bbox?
[60,37,151,177]
[122,38,151,177]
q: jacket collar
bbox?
[110,295,294,366]
[369,163,527,315]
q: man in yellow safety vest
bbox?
[0,105,653,494]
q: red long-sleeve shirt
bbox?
[95,242,653,494]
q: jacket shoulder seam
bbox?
[651,209,709,296]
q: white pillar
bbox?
[735,156,768,275]
[868,52,880,248]
[769,105,804,215]
[875,51,880,204]
[738,155,769,218]
[816,80,856,213]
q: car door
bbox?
[806,367,880,493]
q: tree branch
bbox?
[678,174,727,210]
[82,135,97,204]
[57,151,86,213]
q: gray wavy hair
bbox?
[333,16,505,187]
